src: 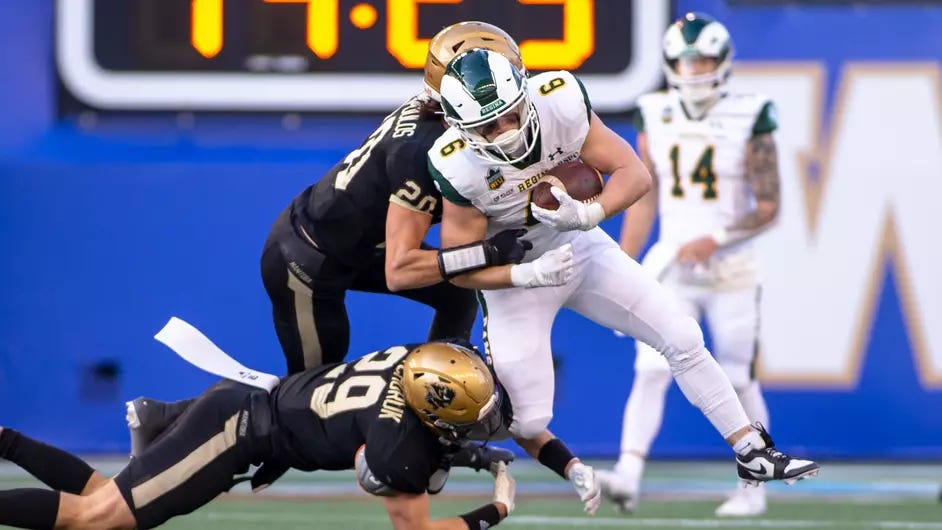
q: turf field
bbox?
[2,459,940,529]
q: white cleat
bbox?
[596,469,639,514]
[598,454,644,514]
[715,482,767,517]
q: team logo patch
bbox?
[486,168,505,190]
[661,105,673,123]
[425,382,456,410]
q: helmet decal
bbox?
[424,381,457,410]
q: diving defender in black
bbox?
[0,341,517,530]
[261,96,530,373]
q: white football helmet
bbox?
[439,49,540,165]
[662,12,734,114]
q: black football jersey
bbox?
[267,343,447,494]
[293,97,446,267]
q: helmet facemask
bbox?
[455,93,540,164]
[441,50,540,165]
[430,389,504,443]
[662,13,734,118]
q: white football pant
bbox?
[481,228,751,441]
[620,267,770,459]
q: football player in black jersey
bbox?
[0,342,518,530]
[261,22,530,374]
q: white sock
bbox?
[669,346,751,439]
[737,381,770,429]
[620,368,672,456]
[732,429,767,456]
[614,453,645,488]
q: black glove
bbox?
[449,442,515,472]
[483,229,533,266]
[437,229,532,279]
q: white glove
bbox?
[510,243,574,288]
[491,461,516,514]
[531,187,606,232]
[568,462,602,515]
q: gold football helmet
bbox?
[424,21,524,101]
[402,341,502,440]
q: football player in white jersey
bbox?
[428,48,819,515]
[598,13,787,517]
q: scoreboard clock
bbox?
[56,0,668,112]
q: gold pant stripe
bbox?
[287,268,322,369]
[131,413,239,509]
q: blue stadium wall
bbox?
[0,0,940,458]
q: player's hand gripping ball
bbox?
[531,161,604,210]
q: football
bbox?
[531,161,604,210]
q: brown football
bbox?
[531,161,604,210]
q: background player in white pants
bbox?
[599,12,785,517]
[429,48,817,515]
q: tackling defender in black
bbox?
[0,341,518,530]
[260,22,529,373]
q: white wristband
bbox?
[584,201,606,229]
[509,262,535,288]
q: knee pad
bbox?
[721,361,752,390]
[510,414,553,440]
[660,316,705,364]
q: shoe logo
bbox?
[741,460,768,476]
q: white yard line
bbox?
[508,516,942,529]
[201,511,942,530]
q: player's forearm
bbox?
[386,248,444,291]
[449,265,514,290]
[713,201,779,247]
[595,158,653,219]
[389,505,507,530]
[619,188,658,258]
[716,132,781,247]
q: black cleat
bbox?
[736,423,820,485]
[125,397,192,457]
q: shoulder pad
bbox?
[529,71,591,126]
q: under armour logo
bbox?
[548,146,564,161]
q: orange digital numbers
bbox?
[387,0,595,70]
[189,0,596,70]
[264,0,340,59]
[387,0,462,68]
[191,0,341,59]
[517,0,594,70]
[191,0,223,58]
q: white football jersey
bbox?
[429,70,592,259]
[636,89,777,286]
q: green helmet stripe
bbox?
[679,12,717,45]
[446,50,500,108]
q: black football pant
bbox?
[261,207,479,374]
[114,381,271,529]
